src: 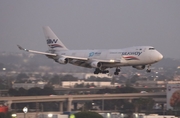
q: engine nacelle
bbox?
[57,57,68,64]
[132,65,145,70]
[90,61,102,68]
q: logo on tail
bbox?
[47,39,63,48]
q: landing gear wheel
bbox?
[94,71,99,74]
[146,64,151,73]
[114,72,119,75]
[94,68,101,74]
[114,67,121,75]
[146,69,151,73]
[116,69,120,72]
[102,70,109,74]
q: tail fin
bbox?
[43,26,68,51]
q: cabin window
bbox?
[149,48,155,50]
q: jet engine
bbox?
[90,61,102,68]
[57,57,69,64]
[132,65,145,70]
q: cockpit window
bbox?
[149,48,155,50]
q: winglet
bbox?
[17,45,24,50]
[17,45,28,51]
[17,44,57,56]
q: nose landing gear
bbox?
[146,69,151,72]
[146,64,151,73]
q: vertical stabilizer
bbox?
[43,26,68,51]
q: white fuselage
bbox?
[55,46,163,68]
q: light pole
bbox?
[23,107,28,118]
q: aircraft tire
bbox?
[102,70,109,74]
[114,72,119,75]
[116,69,120,72]
[94,71,99,74]
[146,69,151,73]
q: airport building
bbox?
[12,81,47,89]
[136,80,180,87]
[61,80,112,88]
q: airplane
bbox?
[17,26,163,75]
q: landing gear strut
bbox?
[94,68,109,74]
[146,64,151,73]
[114,68,120,75]
[94,68,101,74]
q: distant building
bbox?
[136,114,178,118]
[58,73,112,79]
[12,81,47,89]
[85,73,112,79]
[61,80,111,88]
[136,80,180,87]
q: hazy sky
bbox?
[0,1,180,59]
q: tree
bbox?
[74,111,103,118]
[8,88,18,96]
[132,98,144,112]
[130,74,140,83]
[74,83,85,88]
[18,87,27,96]
[42,86,56,95]
[49,75,62,85]
[61,75,78,81]
[16,73,29,79]
[79,102,92,111]
[0,112,12,118]
[27,87,42,96]
[132,98,155,113]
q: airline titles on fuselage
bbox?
[89,52,101,57]
[121,52,142,56]
[88,51,142,57]
[110,51,142,56]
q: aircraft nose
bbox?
[157,52,163,61]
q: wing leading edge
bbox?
[17,45,121,64]
[17,45,57,56]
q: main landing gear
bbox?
[94,67,121,75]
[94,68,109,74]
[114,68,120,75]
[146,64,151,73]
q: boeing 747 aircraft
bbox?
[17,26,163,75]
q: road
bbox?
[0,92,166,103]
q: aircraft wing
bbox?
[17,45,88,60]
[61,55,121,63]
[17,45,121,63]
[17,45,57,56]
[91,59,121,63]
[61,55,88,61]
